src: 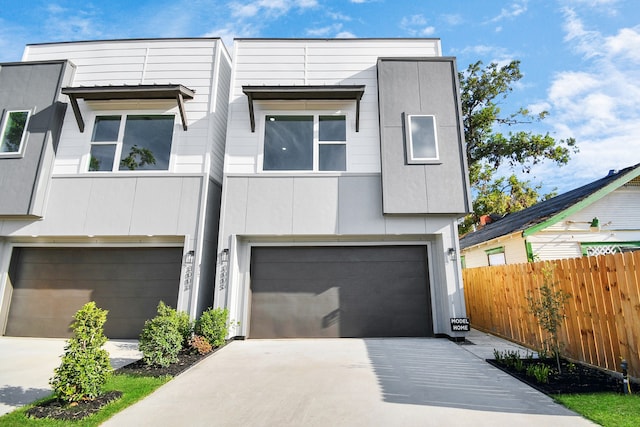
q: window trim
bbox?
[259,111,349,173]
[0,109,31,158]
[404,113,440,165]
[485,246,506,266]
[86,111,176,173]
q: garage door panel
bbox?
[5,247,181,339]
[250,246,433,338]
[14,262,180,282]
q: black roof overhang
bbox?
[242,85,365,133]
[61,84,195,132]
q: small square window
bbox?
[319,144,346,171]
[0,110,30,156]
[91,116,121,142]
[89,144,117,171]
[319,115,346,141]
[405,114,439,164]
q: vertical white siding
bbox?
[225,39,441,174]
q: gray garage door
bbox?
[4,247,181,339]
[250,246,433,338]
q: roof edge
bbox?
[522,165,640,237]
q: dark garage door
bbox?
[4,247,182,339]
[250,246,433,338]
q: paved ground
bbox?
[102,334,594,427]
[0,337,141,416]
[0,331,595,426]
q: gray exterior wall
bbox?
[0,61,74,217]
[377,58,471,215]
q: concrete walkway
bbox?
[102,335,594,427]
[0,337,141,416]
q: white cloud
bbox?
[336,31,356,38]
[400,14,436,37]
[44,4,103,41]
[542,10,640,187]
[306,24,343,37]
[441,14,463,26]
[229,0,318,19]
[487,0,528,23]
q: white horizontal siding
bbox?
[24,39,227,176]
[225,39,441,175]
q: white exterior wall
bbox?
[461,233,528,268]
[23,39,229,178]
[3,39,231,317]
[529,185,640,260]
[225,39,441,174]
[217,39,466,338]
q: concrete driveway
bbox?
[102,337,595,427]
[0,337,141,416]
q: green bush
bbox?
[195,307,229,348]
[139,302,183,367]
[175,308,193,346]
[49,302,112,403]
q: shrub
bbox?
[188,334,213,355]
[176,309,193,347]
[195,307,229,348]
[49,302,112,403]
[526,363,551,383]
[139,302,183,367]
[526,262,570,373]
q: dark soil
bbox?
[25,350,209,421]
[488,357,623,395]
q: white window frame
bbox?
[85,111,176,173]
[0,109,31,158]
[404,113,440,164]
[258,111,349,173]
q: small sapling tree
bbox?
[50,302,112,403]
[526,263,570,373]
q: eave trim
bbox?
[522,166,640,237]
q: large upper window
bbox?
[88,114,174,172]
[263,114,346,172]
[0,110,30,156]
[405,114,439,164]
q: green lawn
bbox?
[555,392,640,427]
[0,373,170,427]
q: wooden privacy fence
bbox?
[463,251,640,378]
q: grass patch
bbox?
[555,392,640,427]
[0,373,170,427]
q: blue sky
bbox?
[2,0,639,194]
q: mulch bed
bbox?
[487,357,623,395]
[25,350,209,422]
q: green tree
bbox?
[49,302,112,403]
[459,60,577,233]
[120,145,156,170]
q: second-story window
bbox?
[89,114,175,172]
[0,110,30,157]
[263,114,346,172]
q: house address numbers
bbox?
[450,317,470,332]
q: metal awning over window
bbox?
[61,84,195,132]
[242,85,365,132]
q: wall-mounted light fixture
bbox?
[184,250,195,265]
[589,217,600,232]
[447,247,457,261]
[221,248,229,263]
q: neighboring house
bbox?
[215,39,472,339]
[0,39,231,338]
[460,164,640,268]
